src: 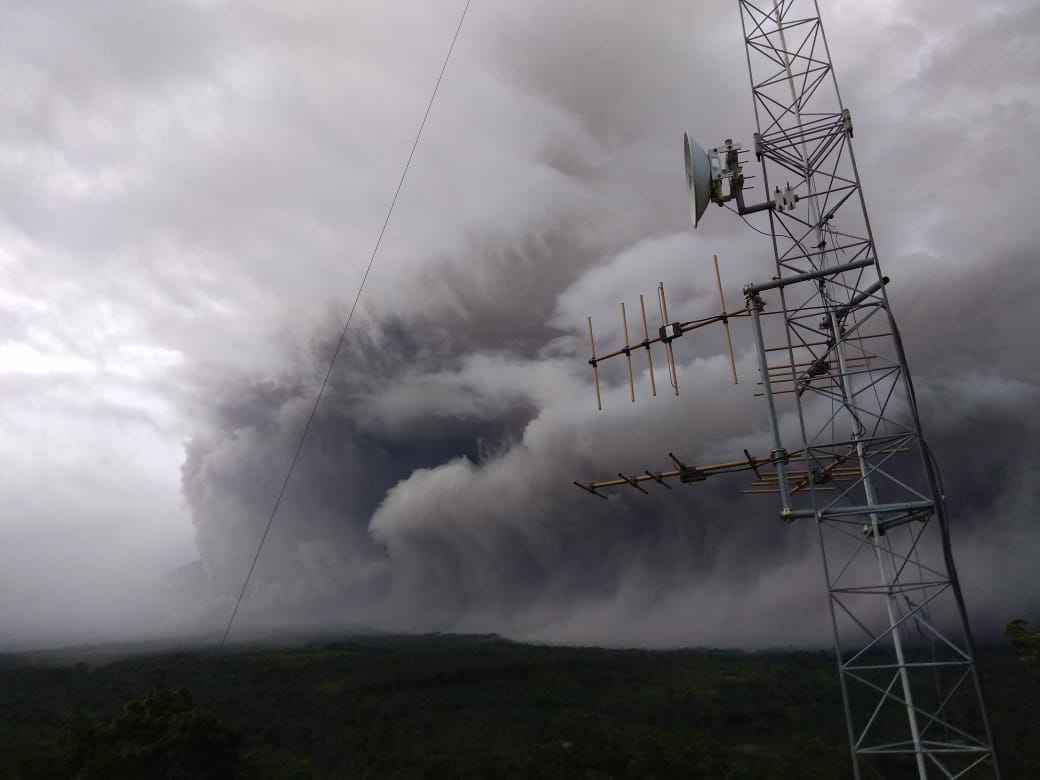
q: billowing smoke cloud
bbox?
[176,1,1040,647]
[181,251,1040,646]
[181,248,815,643]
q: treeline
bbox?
[0,634,1036,778]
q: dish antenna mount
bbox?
[684,132,796,227]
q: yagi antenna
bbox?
[574,449,804,498]
[584,257,744,410]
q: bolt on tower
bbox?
[576,1,1000,777]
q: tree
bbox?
[1005,620,1040,666]
[61,684,240,779]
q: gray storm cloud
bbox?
[178,1,1040,647]
[1,0,1038,648]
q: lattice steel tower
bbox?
[576,2,1001,777]
[730,2,1001,776]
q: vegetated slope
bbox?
[0,634,1035,779]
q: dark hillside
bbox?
[1,635,1035,778]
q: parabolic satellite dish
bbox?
[683,132,714,228]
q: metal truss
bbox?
[737,1,999,777]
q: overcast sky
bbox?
[1,0,1038,650]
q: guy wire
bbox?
[219,0,474,650]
